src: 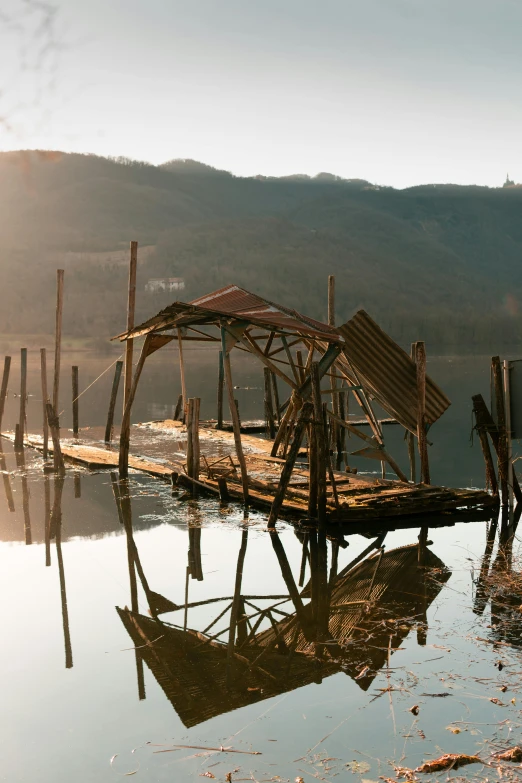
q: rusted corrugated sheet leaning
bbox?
[337,310,450,435]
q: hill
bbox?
[0,150,521,348]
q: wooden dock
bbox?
[3,419,497,525]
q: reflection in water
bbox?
[117,509,450,728]
[14,446,31,545]
[44,474,51,567]
[0,447,15,513]
[51,475,73,669]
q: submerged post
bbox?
[0,355,11,434]
[40,349,49,460]
[492,356,509,506]
[53,269,64,418]
[220,325,249,503]
[123,242,138,414]
[15,348,27,448]
[105,360,123,443]
[415,341,430,485]
[217,350,224,429]
[72,366,79,437]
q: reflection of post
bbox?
[0,447,15,513]
[73,472,81,499]
[44,474,51,566]
[227,529,249,682]
[52,475,73,669]
[270,530,310,637]
[188,525,203,581]
[473,518,498,615]
[15,446,31,545]
[418,526,428,566]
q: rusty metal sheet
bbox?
[337,310,450,434]
[114,285,340,342]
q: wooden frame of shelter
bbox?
[114,284,452,513]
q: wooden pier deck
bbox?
[3,418,497,525]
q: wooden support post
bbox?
[46,402,65,474]
[492,356,509,506]
[338,389,346,464]
[328,275,335,327]
[53,269,64,418]
[105,360,123,443]
[503,360,514,513]
[186,398,194,478]
[123,242,137,414]
[408,343,416,483]
[217,477,230,502]
[311,362,327,526]
[221,326,249,503]
[72,365,79,437]
[119,336,151,478]
[267,401,313,528]
[217,350,224,429]
[173,393,183,421]
[0,355,11,434]
[296,350,305,384]
[308,415,318,519]
[473,393,522,504]
[472,394,498,495]
[40,349,49,460]
[271,371,281,425]
[15,348,27,448]
[264,367,275,438]
[415,341,430,485]
[177,327,187,421]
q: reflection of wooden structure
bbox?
[117,542,450,728]
[110,284,496,523]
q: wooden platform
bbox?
[2,421,498,526]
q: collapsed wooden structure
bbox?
[114,284,496,524]
[117,538,450,727]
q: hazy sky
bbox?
[0,0,520,187]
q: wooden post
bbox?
[327,275,340,459]
[173,393,183,421]
[104,360,123,443]
[123,242,138,414]
[264,367,275,439]
[415,341,430,485]
[407,343,417,483]
[177,327,187,421]
[15,348,27,448]
[217,477,230,502]
[271,371,281,425]
[492,356,509,506]
[119,337,151,478]
[338,389,346,464]
[217,350,224,429]
[186,398,194,478]
[72,365,79,437]
[46,402,65,474]
[311,362,327,526]
[53,269,64,417]
[220,326,249,503]
[40,349,49,460]
[472,395,498,495]
[267,402,313,528]
[503,360,514,512]
[192,397,200,481]
[0,356,11,434]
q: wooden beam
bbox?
[53,269,64,417]
[105,360,123,443]
[416,341,430,484]
[119,336,152,478]
[0,356,11,434]
[123,242,138,413]
[221,325,249,503]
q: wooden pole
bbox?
[0,356,11,434]
[311,362,327,526]
[15,347,27,448]
[46,402,65,474]
[192,397,200,481]
[327,275,340,459]
[472,394,498,495]
[217,350,224,429]
[264,367,275,439]
[492,355,509,506]
[415,341,430,485]
[186,398,195,478]
[104,360,123,443]
[408,343,416,483]
[123,242,138,414]
[267,402,313,528]
[271,371,281,425]
[503,360,514,513]
[173,393,183,421]
[40,349,49,460]
[72,365,79,437]
[220,326,249,503]
[119,337,151,478]
[177,327,187,421]
[53,269,64,417]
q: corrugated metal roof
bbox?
[116,284,340,342]
[338,310,450,433]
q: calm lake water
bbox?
[1,345,521,782]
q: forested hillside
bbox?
[0,150,521,348]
